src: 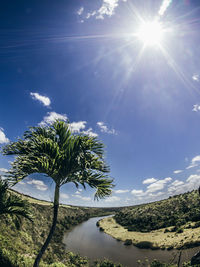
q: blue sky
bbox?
[1,0,200,207]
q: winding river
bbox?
[63,216,200,266]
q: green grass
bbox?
[0,190,118,266]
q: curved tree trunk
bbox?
[33,184,60,267]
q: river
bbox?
[63,216,200,266]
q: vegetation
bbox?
[2,120,114,266]
[0,190,119,266]
[99,192,200,249]
[115,190,200,232]
[0,176,32,221]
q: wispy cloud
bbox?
[72,194,91,201]
[60,193,69,199]
[82,128,98,137]
[142,178,157,184]
[77,7,84,16]
[192,74,199,82]
[97,122,116,135]
[131,189,145,197]
[192,104,200,112]
[27,179,48,191]
[30,92,51,107]
[86,0,126,20]
[0,168,8,173]
[114,189,129,194]
[146,177,172,193]
[39,111,67,126]
[69,121,86,133]
[186,155,200,169]
[104,196,120,202]
[0,128,9,144]
[173,170,183,174]
[168,175,200,195]
[70,121,97,137]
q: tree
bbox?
[0,176,32,221]
[2,120,114,267]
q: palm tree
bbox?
[0,176,32,221]
[2,120,114,267]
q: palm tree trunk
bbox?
[33,184,60,267]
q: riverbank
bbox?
[99,217,200,249]
[0,190,118,266]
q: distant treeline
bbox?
[114,190,200,232]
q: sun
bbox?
[137,20,164,46]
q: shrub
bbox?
[124,239,132,246]
[135,241,154,249]
[176,227,183,233]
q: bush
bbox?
[94,258,122,267]
[176,227,183,233]
[135,241,154,249]
[124,239,132,246]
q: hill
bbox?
[0,190,120,266]
[114,190,200,232]
[98,190,200,250]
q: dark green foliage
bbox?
[135,241,154,249]
[150,260,171,267]
[114,190,200,232]
[93,259,122,267]
[0,177,32,221]
[176,227,183,233]
[124,239,132,246]
[2,120,114,266]
[0,248,15,267]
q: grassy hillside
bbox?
[0,190,120,266]
[114,190,200,232]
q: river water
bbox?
[63,216,200,266]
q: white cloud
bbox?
[0,168,8,173]
[39,112,67,126]
[69,121,86,133]
[97,122,116,135]
[69,121,98,137]
[142,178,157,184]
[104,196,120,202]
[27,179,48,191]
[192,74,199,82]
[146,177,172,193]
[86,0,126,20]
[168,175,200,196]
[114,189,129,194]
[77,7,84,15]
[0,128,9,144]
[192,104,200,112]
[30,92,51,107]
[131,189,145,197]
[186,174,200,185]
[60,193,69,199]
[173,170,183,174]
[186,155,200,169]
[82,128,98,137]
[72,194,91,201]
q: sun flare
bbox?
[137,20,164,46]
